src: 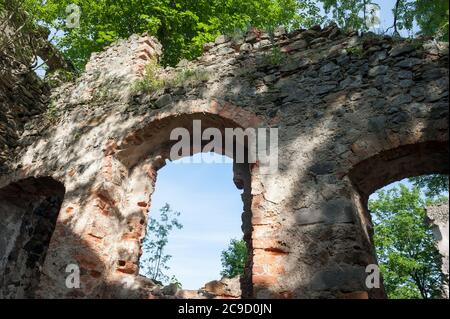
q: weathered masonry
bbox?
[0,23,448,298]
[427,203,449,299]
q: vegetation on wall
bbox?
[133,58,210,94]
[2,0,449,297]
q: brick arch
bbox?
[109,101,265,169]
[98,107,269,298]
[0,176,65,298]
[349,140,449,202]
[343,140,449,298]
[339,113,448,179]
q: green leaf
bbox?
[369,182,447,299]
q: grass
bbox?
[225,27,247,43]
[134,58,210,94]
[262,46,286,66]
[171,68,210,87]
[346,45,365,57]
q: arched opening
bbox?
[367,175,449,298]
[113,112,258,298]
[138,153,249,298]
[349,141,449,298]
[0,177,65,298]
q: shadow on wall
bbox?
[347,142,449,298]
[251,42,449,297]
[1,26,448,298]
[0,176,197,298]
[0,177,65,298]
[116,112,256,298]
[0,165,253,299]
[348,141,449,203]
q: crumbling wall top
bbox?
[427,202,449,225]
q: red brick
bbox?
[338,291,369,299]
[252,275,278,285]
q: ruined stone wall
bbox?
[0,11,50,174]
[0,177,64,298]
[427,203,449,298]
[0,24,448,298]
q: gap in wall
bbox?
[138,153,247,291]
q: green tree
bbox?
[321,0,378,31]
[409,174,449,199]
[411,0,449,40]
[320,0,449,40]
[8,0,450,72]
[140,203,182,284]
[369,184,447,298]
[21,0,321,69]
[220,238,248,278]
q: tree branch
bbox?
[392,0,401,36]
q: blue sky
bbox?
[362,0,418,36]
[139,153,243,289]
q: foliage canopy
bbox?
[220,238,248,278]
[19,0,320,69]
[14,0,448,71]
[369,184,447,298]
